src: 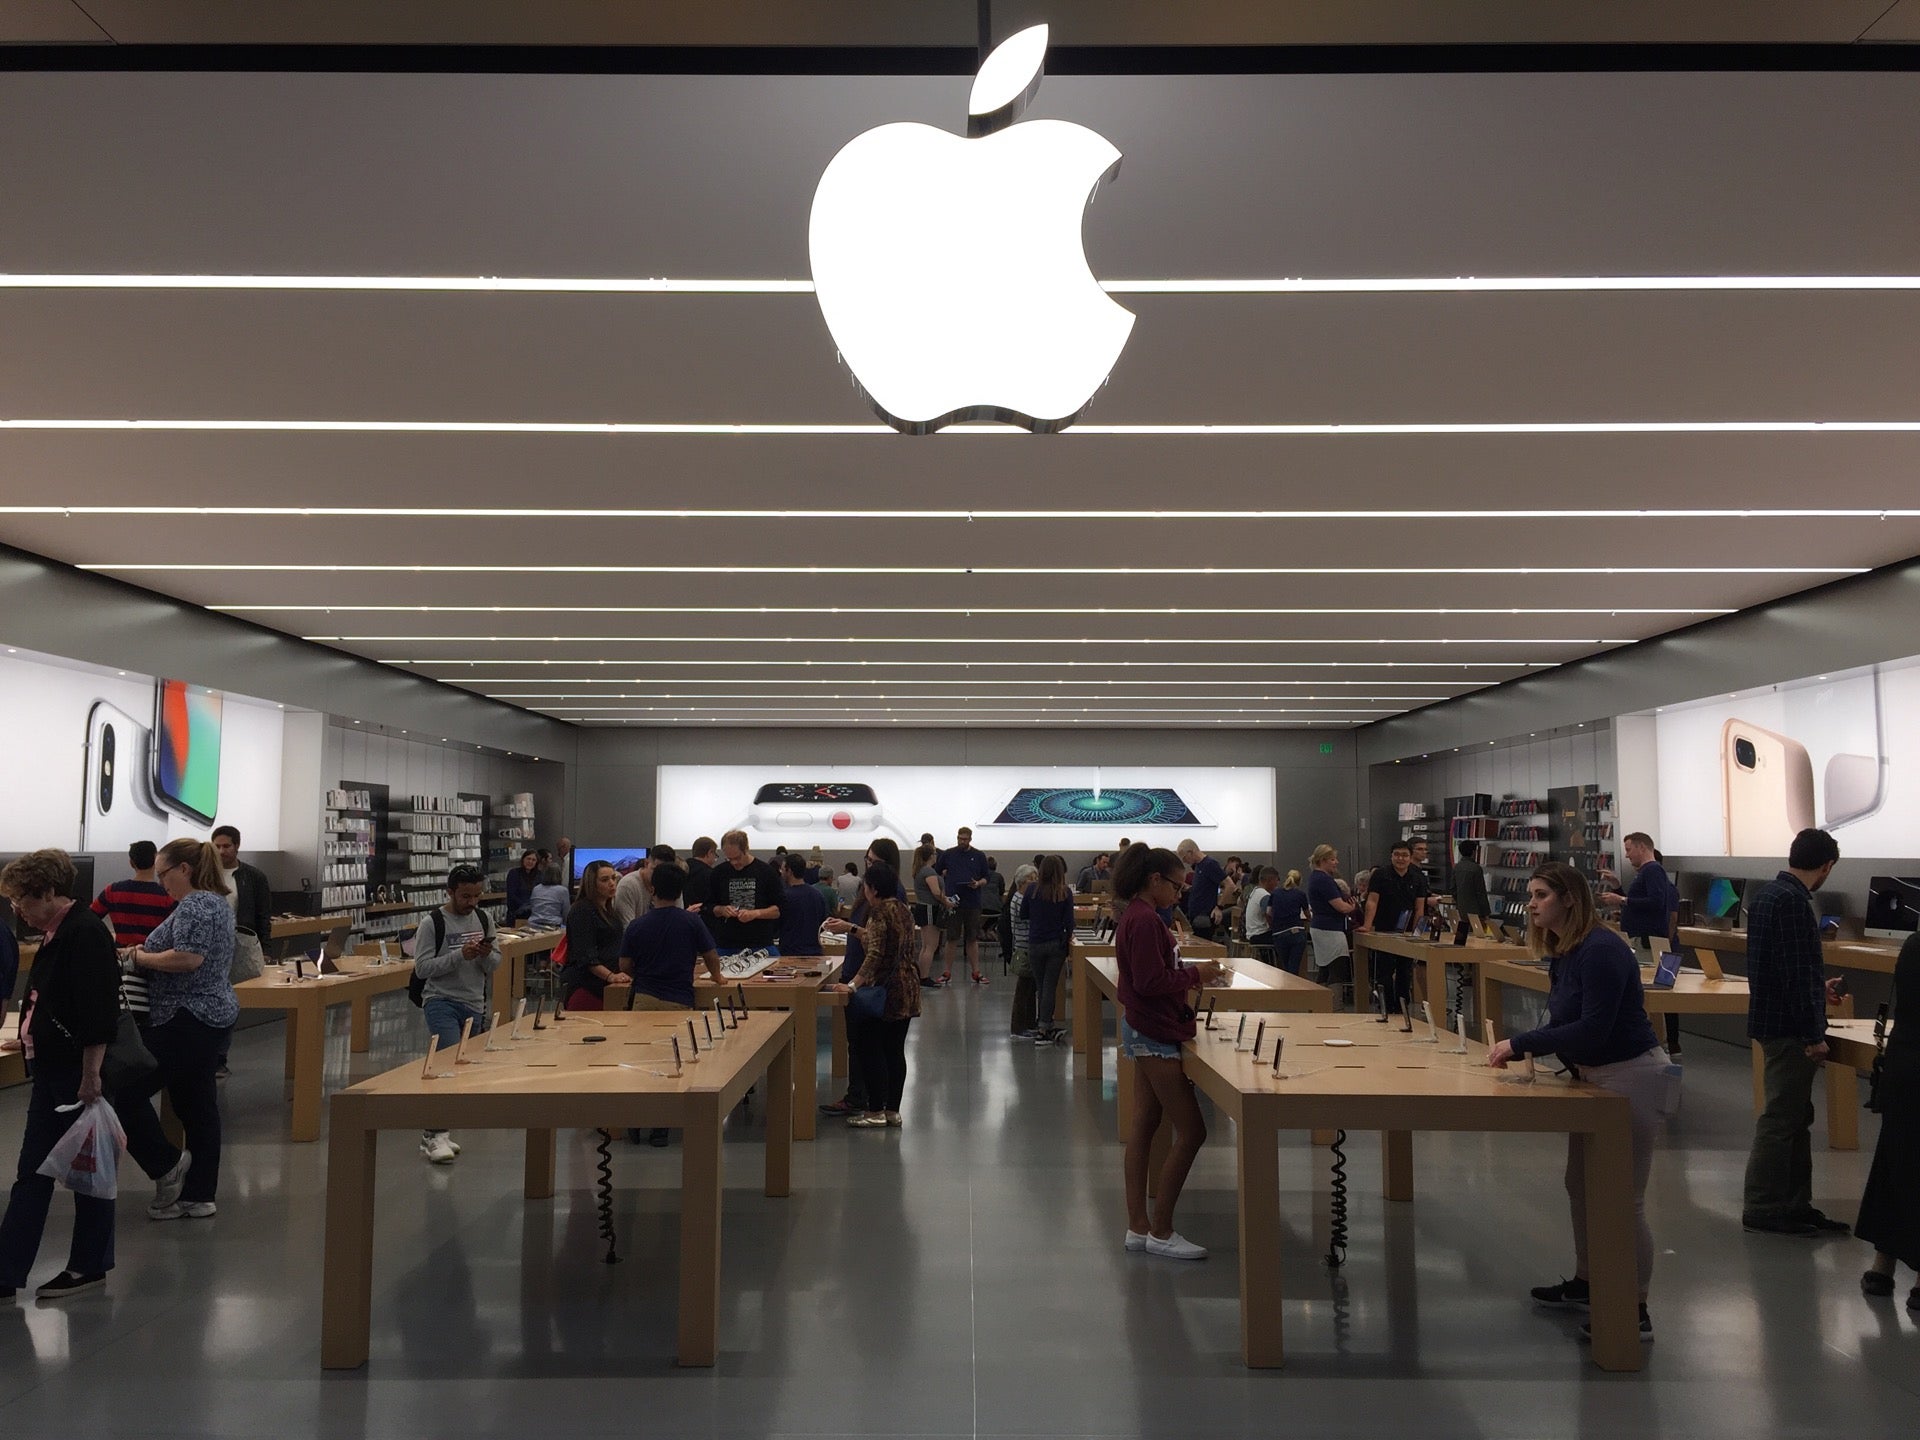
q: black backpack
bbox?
[407,907,497,1007]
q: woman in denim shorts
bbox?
[1112,844,1227,1261]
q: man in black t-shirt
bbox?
[703,830,783,951]
[1361,842,1428,1023]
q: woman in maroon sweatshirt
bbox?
[1114,843,1226,1261]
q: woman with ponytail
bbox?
[1112,842,1226,1262]
[116,837,239,1221]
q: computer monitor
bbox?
[571,847,648,881]
[1864,876,1920,940]
[1702,876,1745,924]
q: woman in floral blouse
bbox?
[833,861,920,1129]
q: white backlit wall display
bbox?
[1648,657,1920,859]
[657,766,1275,851]
[0,647,285,854]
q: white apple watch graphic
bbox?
[809,24,1136,435]
[730,783,901,841]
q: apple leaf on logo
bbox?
[968,24,1049,137]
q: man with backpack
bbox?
[410,865,499,1165]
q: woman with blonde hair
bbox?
[1266,867,1312,974]
[117,837,238,1221]
[1487,861,1670,1342]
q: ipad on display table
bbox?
[983,786,1215,828]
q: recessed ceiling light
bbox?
[301,634,1615,647]
[73,561,1870,579]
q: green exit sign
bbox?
[1320,742,1335,755]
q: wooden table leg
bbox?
[792,993,817,1142]
[1073,951,1102,1078]
[524,1129,556,1200]
[289,997,326,1143]
[830,1004,848,1080]
[1579,1119,1644,1372]
[320,1106,377,1370]
[677,1094,724,1367]
[349,995,372,1053]
[765,1024,793,1198]
[1381,1130,1414,1202]
[1352,943,1371,1012]
[1825,1060,1860,1151]
[284,1010,298,1083]
[1236,1115,1285,1368]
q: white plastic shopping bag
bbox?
[36,1099,127,1200]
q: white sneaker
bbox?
[1144,1231,1208,1261]
[148,1200,216,1221]
[154,1149,192,1210]
[420,1133,458,1164]
[447,1139,462,1156]
[1124,1230,1151,1252]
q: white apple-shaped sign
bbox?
[809,25,1135,435]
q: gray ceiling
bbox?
[2,64,1919,727]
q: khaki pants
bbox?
[1567,1047,1676,1295]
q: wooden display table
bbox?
[1479,957,1860,1151]
[1072,947,1332,1081]
[1353,931,1527,1024]
[1183,1013,1642,1372]
[604,959,845,1141]
[1825,1015,1895,1073]
[265,913,352,957]
[322,1009,794,1371]
[1680,926,1902,977]
[234,956,418,1141]
[0,1013,23,1090]
[496,926,566,1007]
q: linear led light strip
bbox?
[533,705,1403,715]
[12,506,1919,523]
[81,563,1858,576]
[397,659,1538,669]
[322,635,1623,646]
[483,692,1442,703]
[14,419,1920,436]
[213,604,1729,618]
[461,675,1481,686]
[8,272,1920,294]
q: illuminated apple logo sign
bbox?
[809,25,1135,435]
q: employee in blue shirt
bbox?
[777,853,828,957]
[1602,831,1682,1055]
[935,827,992,986]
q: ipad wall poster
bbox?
[0,646,286,854]
[1649,657,1920,858]
[656,766,1275,850]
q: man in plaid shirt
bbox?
[1741,828,1847,1236]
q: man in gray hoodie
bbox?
[413,865,501,1164]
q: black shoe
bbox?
[0,1286,14,1302]
[820,1098,855,1115]
[1862,1269,1896,1298]
[1580,1304,1653,1343]
[1531,1276,1591,1310]
[34,1271,105,1301]
[1743,1213,1818,1236]
[1909,1288,1920,1314]
[648,1128,670,1148]
[1796,1209,1851,1235]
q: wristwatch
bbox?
[730,782,902,841]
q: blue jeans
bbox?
[1272,930,1310,974]
[0,1067,116,1287]
[422,999,487,1140]
[1119,1017,1184,1060]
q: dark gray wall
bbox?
[1357,561,1920,765]
[0,543,581,761]
[569,727,1360,877]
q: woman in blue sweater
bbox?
[1487,861,1672,1342]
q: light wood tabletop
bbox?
[322,1007,794,1372]
[1825,1015,1894,1072]
[1680,926,1903,977]
[1180,1012,1643,1373]
[233,955,418,1141]
[1478,957,1861,1152]
[604,957,847,1140]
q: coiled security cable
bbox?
[595,1129,621,1265]
[1325,1128,1350,1269]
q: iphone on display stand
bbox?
[1721,718,1815,857]
[81,701,168,851]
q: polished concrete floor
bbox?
[0,980,1914,1439]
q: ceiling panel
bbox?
[3,66,1917,727]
